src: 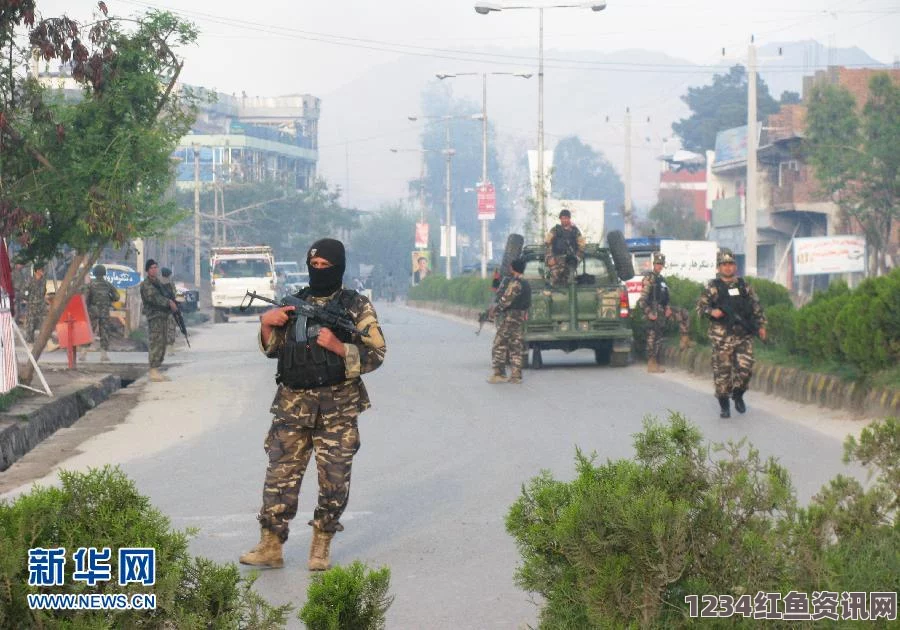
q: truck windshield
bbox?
[214,259,271,278]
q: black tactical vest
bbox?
[712,278,754,330]
[509,278,532,311]
[276,289,358,389]
[651,273,670,308]
[550,225,580,256]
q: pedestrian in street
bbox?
[544,209,585,287]
[140,259,177,382]
[160,267,178,348]
[695,248,768,418]
[639,252,694,373]
[24,265,47,344]
[84,264,119,362]
[240,237,386,571]
[488,258,531,384]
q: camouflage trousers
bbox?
[147,317,168,368]
[90,312,114,351]
[545,256,575,287]
[258,412,361,542]
[24,304,45,343]
[166,315,176,345]
[645,306,690,361]
[710,331,754,396]
[491,312,526,379]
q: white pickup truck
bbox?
[210,245,276,323]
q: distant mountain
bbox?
[317,41,887,221]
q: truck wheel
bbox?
[522,352,531,369]
[594,346,612,365]
[214,308,228,324]
[610,350,630,367]
[501,233,525,277]
[532,347,543,370]
[607,230,635,281]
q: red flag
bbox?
[0,238,13,316]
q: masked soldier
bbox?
[488,258,532,384]
[639,252,693,373]
[241,238,386,571]
[544,209,585,287]
[140,259,178,382]
[696,248,768,418]
[24,266,47,344]
[84,265,119,362]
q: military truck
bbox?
[501,231,635,368]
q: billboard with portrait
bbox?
[411,250,431,286]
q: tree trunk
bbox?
[19,248,102,385]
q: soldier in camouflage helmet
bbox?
[488,258,532,384]
[84,265,119,362]
[696,248,768,418]
[638,252,693,373]
[140,260,178,382]
[544,209,586,287]
[240,238,386,572]
[24,266,47,344]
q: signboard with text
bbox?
[415,222,429,249]
[793,235,866,275]
[476,183,496,221]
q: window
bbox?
[214,259,271,278]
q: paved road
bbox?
[2,303,869,629]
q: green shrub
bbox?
[763,303,796,349]
[747,276,794,309]
[0,466,290,629]
[408,275,494,307]
[792,290,852,363]
[833,270,900,374]
[298,561,394,630]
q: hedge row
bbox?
[407,275,494,308]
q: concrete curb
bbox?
[0,374,122,472]
[409,299,900,418]
[662,345,899,418]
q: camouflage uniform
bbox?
[160,270,177,345]
[84,276,119,351]
[696,275,767,397]
[140,276,172,368]
[257,290,386,542]
[12,265,29,325]
[24,273,47,343]
[639,270,690,362]
[544,224,585,287]
[491,275,530,381]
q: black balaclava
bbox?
[306,238,346,296]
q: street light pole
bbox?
[481,73,489,279]
[192,144,201,288]
[745,38,759,277]
[444,121,453,280]
[537,6,546,237]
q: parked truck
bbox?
[210,246,276,323]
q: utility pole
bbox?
[745,37,758,277]
[444,121,453,280]
[481,73,489,279]
[624,107,633,238]
[537,7,546,237]
[192,144,201,287]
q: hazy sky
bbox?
[31,0,900,210]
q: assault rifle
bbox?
[241,291,370,343]
[156,283,190,348]
[716,302,762,339]
[476,275,511,335]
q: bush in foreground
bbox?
[299,561,394,630]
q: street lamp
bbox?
[475,1,609,237]
[408,113,483,280]
[436,71,532,278]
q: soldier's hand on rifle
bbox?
[565,254,578,266]
[260,305,295,328]
[168,300,178,313]
[710,308,725,319]
[647,312,658,321]
[665,306,672,318]
[316,327,347,357]
[758,327,767,342]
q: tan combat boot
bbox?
[148,368,170,382]
[486,374,508,384]
[679,335,695,350]
[308,526,334,571]
[239,529,284,568]
[100,350,110,362]
[647,358,659,373]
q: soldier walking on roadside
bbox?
[84,265,119,362]
[488,258,531,384]
[140,259,178,382]
[696,248,768,418]
[639,252,693,373]
[544,209,585,287]
[24,265,47,344]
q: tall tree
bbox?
[805,74,900,275]
[642,193,707,240]
[0,6,199,382]
[418,83,508,260]
[552,136,624,209]
[349,202,417,281]
[673,65,779,152]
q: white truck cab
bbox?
[210,246,276,323]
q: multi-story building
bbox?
[173,87,320,191]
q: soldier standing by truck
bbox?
[544,209,585,287]
[84,264,119,362]
[639,252,693,373]
[488,258,531,384]
[696,248,767,418]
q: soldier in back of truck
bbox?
[638,252,693,374]
[544,209,586,288]
[696,248,767,418]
